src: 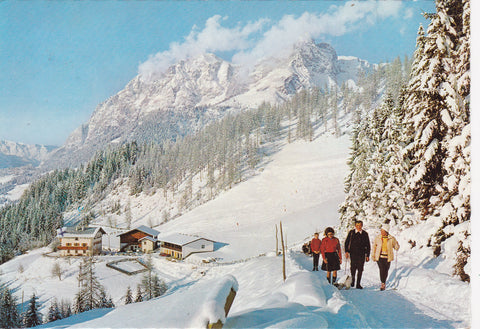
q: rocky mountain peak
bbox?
[45,42,371,168]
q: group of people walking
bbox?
[309,220,399,291]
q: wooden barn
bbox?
[58,227,106,256]
[159,233,214,259]
[117,225,160,252]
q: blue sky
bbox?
[0,0,436,146]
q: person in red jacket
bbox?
[310,232,321,271]
[321,227,342,284]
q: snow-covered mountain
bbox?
[0,140,56,169]
[45,40,371,168]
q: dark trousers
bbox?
[313,253,320,269]
[350,255,365,285]
[377,257,391,283]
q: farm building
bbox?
[118,225,160,252]
[139,236,158,254]
[159,233,214,259]
[58,227,106,256]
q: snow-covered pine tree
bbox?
[362,99,390,224]
[124,286,133,304]
[46,298,62,323]
[402,3,453,220]
[338,121,361,230]
[23,293,43,327]
[98,289,115,308]
[140,256,167,300]
[368,93,408,226]
[152,274,168,298]
[73,292,83,314]
[60,299,72,319]
[74,257,109,312]
[338,106,371,229]
[0,287,20,329]
[436,0,470,281]
[438,0,470,226]
[135,285,143,303]
[401,0,470,280]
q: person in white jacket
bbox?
[372,224,400,291]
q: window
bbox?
[201,244,205,249]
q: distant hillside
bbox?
[0,140,57,169]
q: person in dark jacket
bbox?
[310,233,321,271]
[344,220,370,289]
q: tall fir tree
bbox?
[366,93,409,225]
[23,293,43,327]
[135,285,143,303]
[124,286,133,305]
[402,5,450,220]
[401,0,470,279]
[338,108,371,229]
[74,257,109,312]
[0,287,20,329]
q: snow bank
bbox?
[279,271,327,307]
[189,274,239,327]
[38,275,239,328]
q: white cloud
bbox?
[138,15,267,81]
[233,1,402,69]
[404,8,414,19]
[138,0,403,81]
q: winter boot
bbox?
[356,272,363,289]
[327,275,331,284]
[332,276,337,284]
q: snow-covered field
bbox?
[0,132,472,328]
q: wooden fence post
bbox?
[280,221,286,282]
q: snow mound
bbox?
[279,271,328,307]
[189,274,239,327]
[39,275,238,328]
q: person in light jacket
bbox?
[372,224,400,291]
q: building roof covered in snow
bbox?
[61,226,106,238]
[139,236,158,243]
[117,225,160,238]
[159,233,213,246]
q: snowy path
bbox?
[292,251,461,328]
